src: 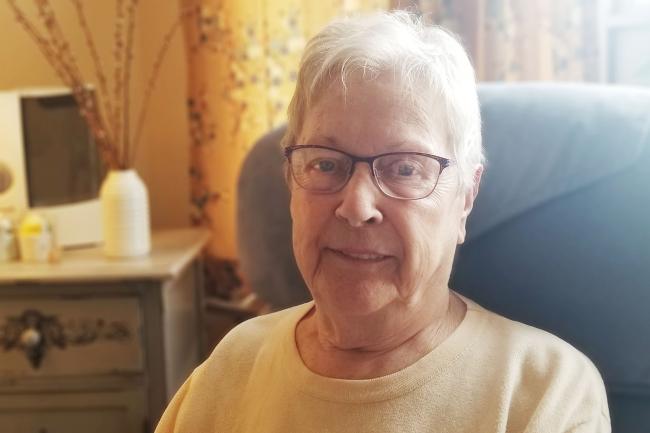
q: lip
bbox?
[325,247,392,262]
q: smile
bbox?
[327,248,390,262]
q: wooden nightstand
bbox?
[0,228,210,433]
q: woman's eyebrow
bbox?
[302,136,433,153]
[301,135,341,147]
[384,140,432,152]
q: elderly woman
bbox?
[156,11,610,433]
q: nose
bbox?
[334,163,384,227]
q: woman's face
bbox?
[290,75,476,319]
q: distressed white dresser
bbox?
[0,228,210,433]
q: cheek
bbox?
[290,193,328,278]
[396,201,461,292]
[399,217,439,288]
[290,195,310,255]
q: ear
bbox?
[457,164,483,245]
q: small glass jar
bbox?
[0,214,18,262]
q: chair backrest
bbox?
[237,83,650,433]
[237,126,309,308]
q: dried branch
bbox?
[131,7,193,165]
[8,0,192,171]
[113,0,125,165]
[34,0,84,86]
[80,88,119,169]
[33,0,116,168]
[70,0,114,145]
[8,0,119,169]
[34,0,90,114]
[7,0,71,87]
[122,0,137,167]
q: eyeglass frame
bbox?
[283,144,455,200]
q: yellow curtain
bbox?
[183,0,388,261]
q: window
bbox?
[602,0,650,85]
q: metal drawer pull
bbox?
[1,309,131,369]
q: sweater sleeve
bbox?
[563,359,612,433]
[564,413,611,433]
[153,374,193,433]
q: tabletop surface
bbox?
[0,228,211,284]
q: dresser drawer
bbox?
[0,389,145,433]
[0,297,143,378]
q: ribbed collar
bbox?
[272,296,487,403]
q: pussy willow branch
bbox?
[36,0,84,84]
[33,0,116,169]
[8,0,119,169]
[113,0,125,165]
[8,0,192,170]
[122,0,137,167]
[70,0,115,146]
[34,0,87,104]
[130,6,193,165]
[7,0,69,87]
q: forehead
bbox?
[300,73,449,154]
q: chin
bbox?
[311,274,397,318]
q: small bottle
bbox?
[0,214,18,262]
[18,212,53,263]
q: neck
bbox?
[295,290,466,379]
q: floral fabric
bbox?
[184,0,387,259]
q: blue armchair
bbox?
[237,83,650,432]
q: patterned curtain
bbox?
[395,0,600,81]
[182,0,388,264]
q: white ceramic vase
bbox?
[100,169,151,258]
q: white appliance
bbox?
[0,87,104,248]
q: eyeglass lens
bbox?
[289,146,442,199]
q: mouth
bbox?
[325,247,392,263]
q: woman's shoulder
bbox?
[200,301,312,372]
[165,303,312,415]
[461,295,604,389]
[463,295,589,359]
[154,302,314,433]
[221,301,312,342]
[458,295,610,428]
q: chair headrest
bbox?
[469,82,650,242]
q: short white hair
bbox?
[283,10,485,190]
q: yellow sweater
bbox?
[155,299,610,433]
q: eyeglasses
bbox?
[284,145,454,200]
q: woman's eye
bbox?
[390,160,422,177]
[310,159,337,173]
[397,163,416,176]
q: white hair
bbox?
[283,10,485,190]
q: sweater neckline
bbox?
[279,296,487,403]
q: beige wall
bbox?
[0,1,190,229]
